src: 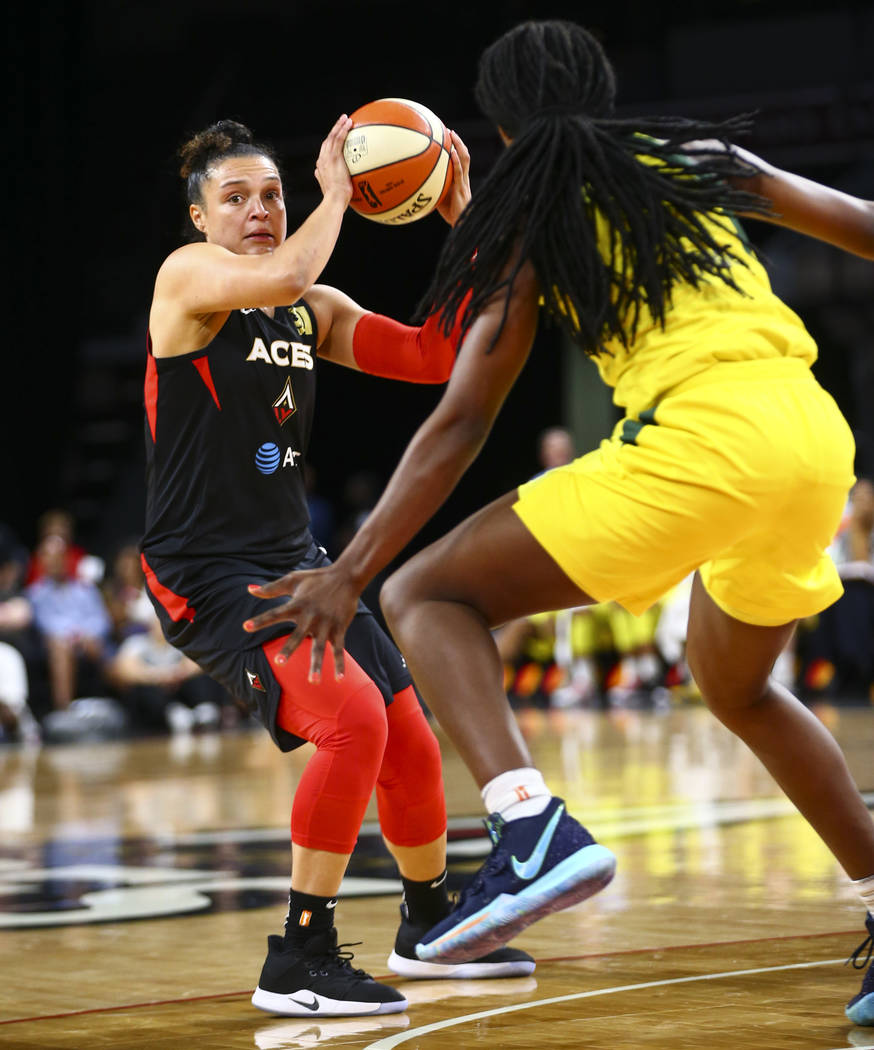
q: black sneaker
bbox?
[846,911,874,1026]
[387,903,536,979]
[251,929,407,1017]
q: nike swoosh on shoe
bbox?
[510,803,564,880]
[290,995,320,1011]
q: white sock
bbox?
[853,873,874,916]
[481,768,551,820]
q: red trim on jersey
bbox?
[140,553,196,623]
[192,356,222,410]
[144,338,158,443]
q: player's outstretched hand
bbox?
[437,130,471,227]
[315,114,354,205]
[243,565,358,683]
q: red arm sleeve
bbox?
[351,295,470,384]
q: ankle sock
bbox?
[481,767,551,821]
[401,870,451,927]
[283,889,337,945]
[852,872,874,917]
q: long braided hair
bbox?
[419,20,774,356]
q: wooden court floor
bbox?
[1,700,873,1049]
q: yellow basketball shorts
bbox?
[514,359,856,626]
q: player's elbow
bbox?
[422,350,455,384]
[277,266,314,304]
[436,402,493,457]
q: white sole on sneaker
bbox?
[251,986,408,1017]
[386,950,536,980]
[845,991,874,1026]
[417,842,616,964]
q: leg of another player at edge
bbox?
[685,573,874,882]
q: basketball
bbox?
[343,98,453,225]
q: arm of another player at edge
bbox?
[730,145,874,260]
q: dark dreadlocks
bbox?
[418,20,774,356]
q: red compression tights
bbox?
[267,637,446,853]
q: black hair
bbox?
[178,119,282,222]
[419,20,774,356]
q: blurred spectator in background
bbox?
[0,523,50,719]
[25,508,105,586]
[101,539,155,644]
[106,608,234,735]
[536,426,575,475]
[26,534,112,709]
[0,640,41,744]
[798,477,874,702]
[496,600,669,711]
[0,524,35,651]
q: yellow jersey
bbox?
[591,206,818,420]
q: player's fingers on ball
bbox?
[450,130,471,162]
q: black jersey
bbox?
[138,300,414,749]
[141,301,318,569]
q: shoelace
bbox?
[457,845,510,905]
[308,939,370,978]
[846,930,873,971]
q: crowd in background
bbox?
[1,438,872,747]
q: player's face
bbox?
[191,154,287,254]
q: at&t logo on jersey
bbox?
[255,442,301,475]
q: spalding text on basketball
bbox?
[386,193,433,224]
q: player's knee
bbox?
[686,642,769,718]
[380,563,418,637]
[335,683,389,755]
[380,702,441,790]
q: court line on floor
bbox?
[362,957,851,1049]
[0,929,860,1027]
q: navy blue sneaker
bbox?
[415,797,615,964]
[846,912,874,1026]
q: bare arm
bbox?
[244,263,542,678]
[690,140,874,259]
[734,146,874,259]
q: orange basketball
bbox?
[343,98,453,225]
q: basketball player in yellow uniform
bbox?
[245,20,874,1025]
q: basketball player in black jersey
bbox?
[142,116,534,1018]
